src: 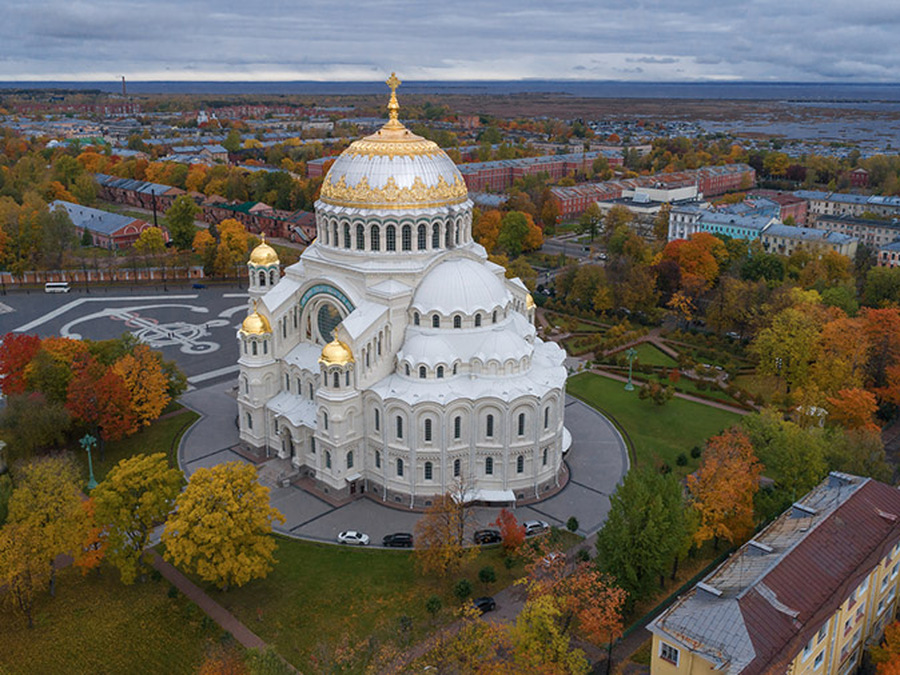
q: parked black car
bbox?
[473,529,502,545]
[473,596,496,614]
[382,532,414,548]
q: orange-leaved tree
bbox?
[826,387,880,432]
[561,564,626,673]
[688,427,762,549]
[0,333,41,395]
[873,621,900,674]
[113,343,171,426]
[494,508,526,553]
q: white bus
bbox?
[44,282,70,293]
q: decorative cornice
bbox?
[320,174,468,209]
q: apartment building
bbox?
[649,473,900,675]
[761,223,858,258]
[815,215,900,249]
[795,191,900,225]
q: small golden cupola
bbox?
[249,234,280,266]
[240,299,272,336]
[319,339,355,366]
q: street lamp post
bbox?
[80,434,99,490]
[624,347,638,392]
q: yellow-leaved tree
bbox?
[93,453,182,584]
[0,520,50,628]
[113,343,171,426]
[162,461,285,590]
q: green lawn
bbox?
[0,565,220,674]
[567,372,742,477]
[77,407,199,484]
[207,531,577,672]
[631,342,678,368]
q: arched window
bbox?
[492,310,498,324]
[475,314,482,327]
[308,383,313,399]
[417,224,427,250]
[345,371,350,386]
[517,455,524,473]
[310,437,316,453]
[343,223,351,249]
[405,363,410,376]
[437,366,444,379]
[375,450,381,468]
[402,224,412,251]
[445,222,452,248]
[386,225,396,251]
[453,315,461,329]
[424,461,433,480]
[366,350,370,368]
[453,364,458,375]
[297,377,301,394]
[419,366,426,379]
[544,407,550,429]
[242,378,248,394]
[371,225,381,251]
[285,373,290,391]
[332,223,338,246]
[397,458,404,477]
[414,312,420,326]
[454,458,461,477]
[323,411,329,430]
[259,270,267,286]
[346,451,354,469]
[543,447,548,465]
[432,223,440,249]
[485,457,493,475]
[396,415,404,439]
[252,342,258,356]
[325,451,332,469]
[374,408,380,431]
[356,224,365,250]
[518,412,526,436]
[424,418,432,442]
[263,341,268,354]
[454,415,461,439]
[432,314,440,328]
[246,412,253,429]
[333,372,340,388]
[486,414,494,438]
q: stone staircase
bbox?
[257,457,299,488]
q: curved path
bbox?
[178,382,629,544]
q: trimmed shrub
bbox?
[566,516,579,532]
[453,579,472,601]
[478,566,496,584]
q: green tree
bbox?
[595,467,687,606]
[93,453,182,584]
[741,408,827,499]
[498,211,529,257]
[223,129,242,153]
[864,266,900,307]
[751,307,820,393]
[577,203,603,242]
[164,195,200,250]
[0,393,71,465]
[163,461,285,590]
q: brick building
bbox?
[51,200,169,249]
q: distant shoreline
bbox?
[1,80,900,100]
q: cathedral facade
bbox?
[237,77,569,507]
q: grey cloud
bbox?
[626,57,678,64]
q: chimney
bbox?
[122,76,126,97]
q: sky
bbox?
[4,0,900,82]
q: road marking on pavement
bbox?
[223,293,250,298]
[13,295,198,332]
[0,302,14,314]
[187,364,240,384]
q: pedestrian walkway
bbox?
[150,552,267,651]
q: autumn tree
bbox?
[825,428,892,484]
[873,621,900,674]
[560,565,626,674]
[133,226,167,257]
[661,232,728,287]
[603,204,633,241]
[495,508,526,553]
[426,605,510,674]
[66,354,138,456]
[93,453,182,584]
[414,490,477,577]
[596,466,687,604]
[213,218,251,277]
[165,194,200,249]
[688,428,762,549]
[7,455,89,596]
[473,209,501,253]
[752,307,821,393]
[112,343,171,426]
[163,461,285,590]
[652,202,672,242]
[508,594,590,675]
[0,520,49,628]
[0,332,41,395]
[826,388,880,432]
[577,203,603,242]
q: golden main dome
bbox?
[318,73,468,210]
[249,234,279,266]
[319,339,355,366]
[241,301,272,335]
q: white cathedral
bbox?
[237,76,570,507]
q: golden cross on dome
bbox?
[385,72,402,123]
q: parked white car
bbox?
[337,530,370,546]
[523,520,550,536]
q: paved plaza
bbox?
[180,381,628,545]
[1,284,630,545]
